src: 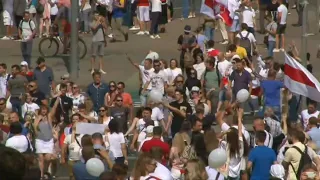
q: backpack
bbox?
[239,32,252,55]
[181,140,198,160]
[289,145,313,180]
[19,20,36,36]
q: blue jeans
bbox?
[204,26,214,40]
[182,0,189,18]
[140,90,151,107]
[268,41,276,57]
[10,97,22,116]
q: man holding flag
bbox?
[200,0,241,44]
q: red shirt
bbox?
[138,0,149,6]
[141,138,170,164]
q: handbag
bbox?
[36,3,45,14]
[181,140,197,160]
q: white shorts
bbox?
[3,10,13,26]
[138,6,150,22]
[35,139,54,154]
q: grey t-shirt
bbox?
[36,120,53,141]
[109,106,130,133]
[266,22,277,42]
[91,21,105,42]
[8,75,28,98]
[33,67,54,97]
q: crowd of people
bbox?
[1,0,320,179]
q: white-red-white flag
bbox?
[284,53,320,102]
[200,0,234,26]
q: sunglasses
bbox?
[61,78,66,80]
[116,99,123,102]
[28,85,34,88]
[99,109,105,112]
[73,87,78,89]
[110,84,115,87]
[176,80,183,83]
[0,103,4,106]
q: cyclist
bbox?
[54,0,71,54]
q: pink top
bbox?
[59,0,71,8]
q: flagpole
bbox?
[301,0,309,66]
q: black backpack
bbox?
[239,32,252,56]
[289,145,313,180]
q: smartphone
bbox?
[93,144,105,155]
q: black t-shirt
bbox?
[109,106,130,133]
[169,100,192,135]
[30,91,46,106]
[50,95,73,124]
[267,2,279,21]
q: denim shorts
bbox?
[230,19,240,32]
[219,89,227,101]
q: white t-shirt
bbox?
[150,162,173,180]
[217,59,232,77]
[205,166,225,180]
[107,132,125,158]
[19,20,36,42]
[166,68,182,84]
[193,62,206,80]
[151,107,164,126]
[277,4,288,25]
[236,31,256,55]
[6,135,32,153]
[150,70,168,94]
[221,123,250,144]
[64,134,83,161]
[150,0,162,12]
[242,6,255,28]
[21,102,40,118]
[301,109,320,130]
[139,65,154,90]
[50,0,58,15]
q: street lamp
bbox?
[70,0,79,79]
[301,0,309,66]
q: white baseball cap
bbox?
[20,61,28,66]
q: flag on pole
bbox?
[284,53,320,102]
[200,0,239,27]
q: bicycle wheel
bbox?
[38,37,59,57]
[78,38,87,59]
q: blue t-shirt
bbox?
[248,146,276,180]
[261,80,283,107]
[112,7,124,18]
[73,162,99,180]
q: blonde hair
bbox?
[131,153,155,180]
[185,159,208,180]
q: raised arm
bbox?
[126,54,140,70]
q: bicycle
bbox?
[38,25,87,59]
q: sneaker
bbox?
[108,34,113,38]
[280,48,285,52]
[124,33,129,41]
[136,31,145,35]
[220,40,228,45]
[1,36,10,40]
[150,35,155,39]
[273,48,280,52]
[188,15,193,18]
[129,26,140,31]
[91,69,95,74]
[155,35,160,39]
[99,69,106,74]
[144,31,150,35]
